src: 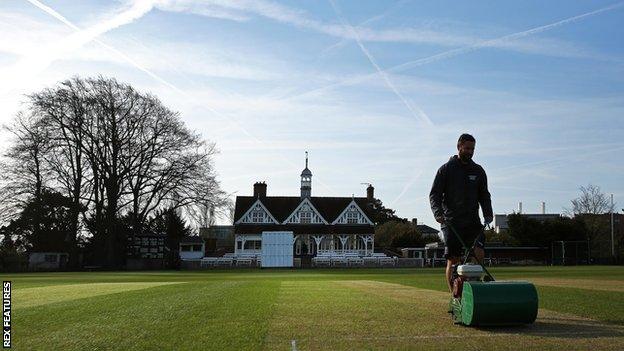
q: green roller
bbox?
[446,224,539,326]
[458,281,538,326]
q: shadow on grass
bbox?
[476,315,624,339]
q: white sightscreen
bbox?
[261,231,294,268]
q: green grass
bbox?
[4,266,624,350]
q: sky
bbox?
[0,0,623,226]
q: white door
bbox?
[261,231,294,268]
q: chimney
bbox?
[253,182,267,198]
[518,202,523,214]
[367,184,375,202]
[541,202,546,214]
[412,218,417,226]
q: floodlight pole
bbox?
[611,194,615,259]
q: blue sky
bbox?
[0,0,623,226]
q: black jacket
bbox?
[429,155,493,228]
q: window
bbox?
[244,240,261,250]
[251,210,263,223]
[300,212,312,224]
[181,245,192,251]
[295,240,301,255]
[192,244,203,252]
[347,211,358,224]
[44,254,57,263]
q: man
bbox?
[429,133,493,292]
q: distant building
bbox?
[200,225,234,252]
[401,243,549,266]
[233,153,376,267]
[126,232,167,270]
[409,218,440,239]
[493,201,561,233]
[493,213,561,233]
[179,236,205,260]
[398,217,440,242]
[28,252,68,271]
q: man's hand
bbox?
[435,216,445,224]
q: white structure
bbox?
[261,231,294,268]
[179,237,205,260]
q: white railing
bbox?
[317,249,368,256]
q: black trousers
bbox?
[442,223,484,259]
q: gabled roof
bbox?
[416,224,439,235]
[234,198,279,224]
[283,197,329,224]
[331,199,374,225]
[234,196,374,224]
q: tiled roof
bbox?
[234,196,374,224]
[416,224,439,234]
[235,224,373,235]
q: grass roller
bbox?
[447,223,538,326]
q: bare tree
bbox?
[570,184,615,215]
[2,112,51,205]
[28,79,91,267]
[567,184,617,243]
[1,113,52,245]
[1,76,227,268]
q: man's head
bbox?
[457,133,476,163]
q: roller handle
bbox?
[447,222,495,282]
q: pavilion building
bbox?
[233,153,376,267]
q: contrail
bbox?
[1,0,154,96]
[320,0,411,57]
[328,0,436,204]
[23,0,184,94]
[388,132,439,206]
[328,0,434,127]
[23,0,339,194]
[492,145,624,174]
[284,1,624,102]
[387,1,624,74]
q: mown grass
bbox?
[3,266,624,350]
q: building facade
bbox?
[493,213,561,233]
[233,154,376,266]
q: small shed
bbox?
[179,236,206,260]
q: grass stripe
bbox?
[14,280,280,350]
[13,282,183,308]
